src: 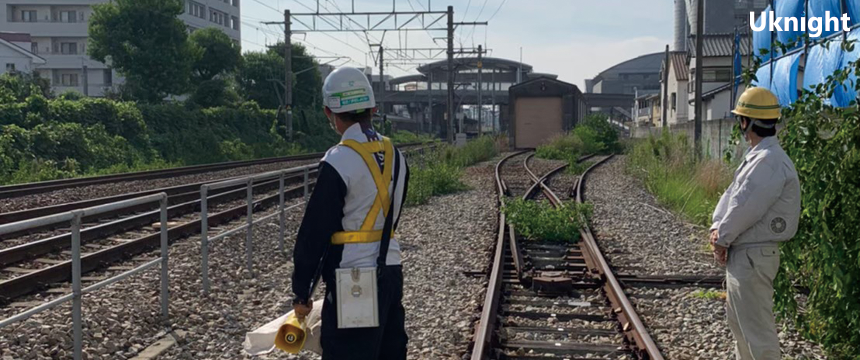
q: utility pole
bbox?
[491,68,496,134]
[694,0,704,158]
[284,10,293,141]
[447,5,455,143]
[82,64,88,96]
[662,44,669,128]
[378,45,385,129]
[427,72,433,134]
[477,44,483,134]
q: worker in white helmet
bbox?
[290,66,409,359]
[710,87,801,360]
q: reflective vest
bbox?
[330,136,396,245]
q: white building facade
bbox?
[0,0,240,97]
[0,33,46,75]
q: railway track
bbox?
[470,152,664,360]
[0,141,430,200]
[0,143,433,305]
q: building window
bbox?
[60,11,77,23]
[671,93,677,110]
[60,42,78,55]
[232,0,239,6]
[210,10,225,25]
[31,42,38,54]
[188,1,206,18]
[61,73,79,86]
[5,63,15,72]
[231,16,239,30]
[702,69,732,82]
[104,70,113,86]
[21,10,37,22]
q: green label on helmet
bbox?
[341,96,370,106]
[330,89,367,99]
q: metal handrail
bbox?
[0,192,170,360]
[199,164,318,294]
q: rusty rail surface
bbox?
[470,151,525,360]
[0,144,434,304]
[470,152,665,360]
[574,155,664,360]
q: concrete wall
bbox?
[632,118,746,161]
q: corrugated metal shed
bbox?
[671,52,690,81]
[689,33,752,57]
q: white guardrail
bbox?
[199,163,317,294]
[0,193,170,360]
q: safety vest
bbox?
[330,136,396,245]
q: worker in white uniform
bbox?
[710,87,801,360]
[291,67,409,359]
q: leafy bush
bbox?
[535,114,618,174]
[58,90,85,101]
[502,198,592,243]
[768,43,860,357]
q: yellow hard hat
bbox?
[732,87,781,119]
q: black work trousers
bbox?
[321,265,408,360]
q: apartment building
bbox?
[0,0,240,97]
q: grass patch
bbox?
[626,132,733,226]
[389,130,436,144]
[406,136,503,206]
[689,289,726,301]
[502,198,592,243]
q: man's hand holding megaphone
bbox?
[294,300,313,321]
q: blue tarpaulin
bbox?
[803,39,843,105]
[847,0,860,26]
[753,5,773,61]
[775,0,806,48]
[771,53,802,106]
[753,62,773,90]
[835,28,860,106]
[808,0,842,38]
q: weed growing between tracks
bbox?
[502,198,592,243]
[535,114,619,174]
[406,136,503,206]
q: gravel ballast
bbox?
[0,156,499,359]
[584,155,824,359]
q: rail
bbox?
[574,155,664,359]
[0,193,171,360]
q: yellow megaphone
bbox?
[274,313,307,354]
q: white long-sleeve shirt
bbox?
[710,136,801,249]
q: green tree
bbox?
[189,27,241,81]
[237,51,284,110]
[189,78,241,108]
[88,0,199,102]
[237,42,323,110]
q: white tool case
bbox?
[335,267,379,328]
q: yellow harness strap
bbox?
[331,137,395,245]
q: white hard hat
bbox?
[322,67,376,114]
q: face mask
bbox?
[327,113,341,135]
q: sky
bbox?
[241,0,675,88]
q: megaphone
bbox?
[274,313,306,354]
